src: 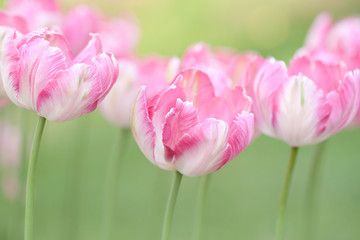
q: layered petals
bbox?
[131,69,254,177]
[0,28,118,121]
[250,56,360,146]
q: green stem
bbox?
[161,171,183,240]
[304,141,327,240]
[24,116,46,240]
[193,174,211,240]
[275,147,299,240]
[102,128,130,240]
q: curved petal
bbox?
[150,82,186,170]
[275,75,331,146]
[130,87,157,166]
[0,31,20,100]
[228,112,254,160]
[327,70,360,130]
[289,56,346,93]
[305,12,333,48]
[250,58,288,136]
[72,34,103,65]
[173,119,230,177]
[162,99,200,160]
[62,5,100,56]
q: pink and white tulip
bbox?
[100,56,180,127]
[0,28,118,122]
[298,13,360,70]
[250,56,360,146]
[131,69,254,177]
[62,5,139,58]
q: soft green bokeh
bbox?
[1,0,360,239]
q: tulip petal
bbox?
[275,75,331,146]
[131,87,157,166]
[289,56,346,93]
[251,58,288,135]
[173,119,230,177]
[162,99,200,160]
[72,34,103,65]
[326,70,360,130]
[228,112,254,160]
[305,12,332,48]
[150,84,186,170]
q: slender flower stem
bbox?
[102,128,130,240]
[193,174,211,240]
[304,141,327,240]
[275,147,299,240]
[161,171,183,240]
[24,116,46,240]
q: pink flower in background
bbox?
[100,56,180,127]
[298,13,360,70]
[131,69,254,177]
[7,0,62,31]
[0,11,29,33]
[0,28,118,122]
[62,5,139,58]
[250,56,360,146]
[0,121,21,200]
[182,42,262,94]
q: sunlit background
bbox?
[1,0,360,239]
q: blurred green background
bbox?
[1,0,360,239]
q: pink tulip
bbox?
[62,5,139,58]
[131,69,254,177]
[7,0,62,31]
[0,28,118,122]
[181,42,262,94]
[250,56,360,146]
[100,56,180,127]
[298,13,360,70]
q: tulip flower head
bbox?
[298,13,360,70]
[0,28,118,121]
[131,69,254,177]
[250,56,360,146]
[62,5,139,58]
[100,56,180,127]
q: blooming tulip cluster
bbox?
[0,1,360,239]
